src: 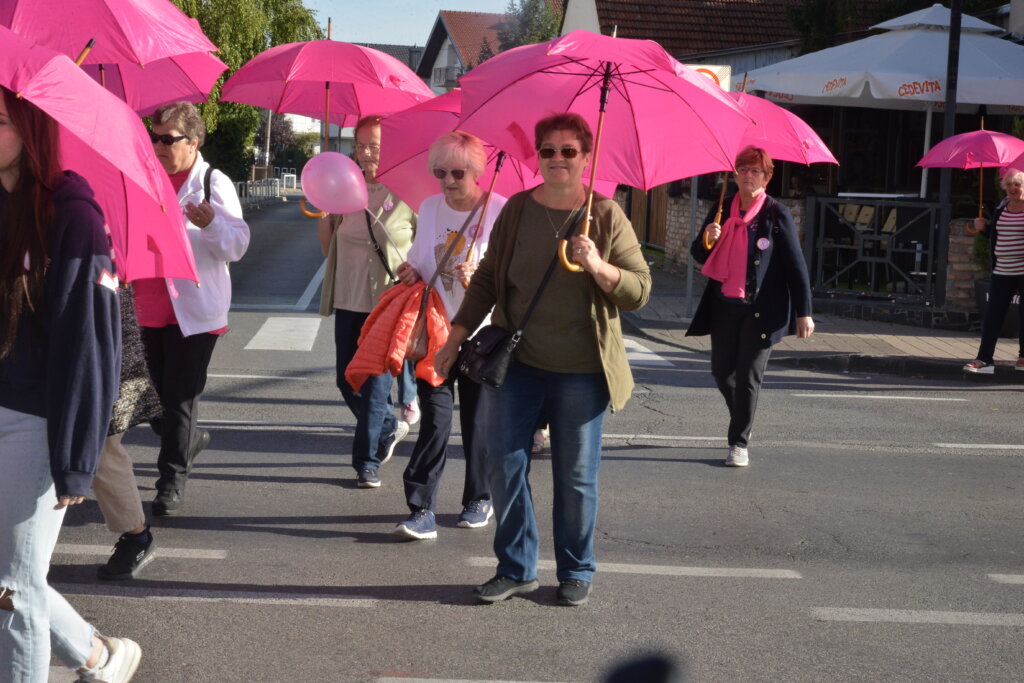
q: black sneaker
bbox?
[152,489,183,517]
[357,468,381,488]
[556,579,591,606]
[474,574,539,603]
[186,428,211,472]
[97,527,156,581]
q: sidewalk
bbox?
[622,266,1024,384]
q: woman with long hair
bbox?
[0,87,139,682]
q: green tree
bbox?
[785,0,855,54]
[496,0,561,52]
[476,35,496,66]
[172,0,323,180]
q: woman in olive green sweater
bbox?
[435,113,650,607]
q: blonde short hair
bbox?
[427,130,486,177]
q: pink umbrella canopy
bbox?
[457,29,752,191]
[81,51,227,116]
[916,130,1024,168]
[0,0,217,66]
[220,40,435,127]
[727,92,838,165]
[377,89,620,212]
[0,26,197,282]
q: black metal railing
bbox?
[805,196,942,307]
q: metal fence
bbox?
[235,178,282,208]
[805,196,942,307]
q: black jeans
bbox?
[976,273,1024,364]
[141,325,218,492]
[402,371,488,512]
[709,301,773,448]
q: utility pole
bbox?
[935,0,962,309]
[263,109,273,167]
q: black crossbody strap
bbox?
[425,197,485,292]
[365,204,398,283]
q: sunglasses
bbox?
[149,131,188,146]
[538,146,581,160]
[432,168,467,180]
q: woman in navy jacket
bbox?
[686,146,814,467]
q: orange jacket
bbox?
[345,281,450,393]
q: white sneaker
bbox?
[963,360,994,374]
[379,420,410,466]
[77,636,141,682]
[401,399,421,425]
[725,445,749,467]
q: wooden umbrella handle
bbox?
[703,172,730,250]
[300,198,325,218]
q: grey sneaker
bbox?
[725,445,749,467]
[357,468,381,488]
[77,635,141,682]
[474,574,539,603]
[378,420,410,465]
[556,579,591,606]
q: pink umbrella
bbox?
[728,92,838,165]
[377,89,619,213]
[220,40,435,134]
[0,0,217,66]
[457,29,751,270]
[917,129,1024,219]
[1,27,197,282]
[81,51,228,115]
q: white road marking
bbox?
[603,434,726,441]
[54,544,226,560]
[208,373,308,381]
[934,443,1024,451]
[244,316,321,351]
[379,680,570,683]
[624,338,674,367]
[792,393,967,402]
[989,574,1024,584]
[53,583,375,607]
[295,258,327,311]
[812,607,1024,626]
[468,557,800,579]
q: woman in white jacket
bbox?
[134,101,250,517]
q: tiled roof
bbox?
[355,43,424,70]
[590,0,891,56]
[440,10,505,67]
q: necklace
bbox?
[543,198,583,238]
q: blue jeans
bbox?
[482,362,609,583]
[0,407,94,682]
[396,359,416,407]
[334,309,397,472]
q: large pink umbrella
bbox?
[917,129,1024,220]
[220,40,435,133]
[728,92,838,165]
[377,89,619,213]
[0,0,217,66]
[458,30,750,270]
[81,51,228,116]
[1,27,197,282]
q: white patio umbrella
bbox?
[744,3,1024,195]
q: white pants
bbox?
[0,407,94,682]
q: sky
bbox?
[305,1,511,47]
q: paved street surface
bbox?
[52,201,1023,682]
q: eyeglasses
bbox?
[149,131,188,146]
[736,166,766,176]
[355,143,381,154]
[538,146,582,160]
[432,168,467,180]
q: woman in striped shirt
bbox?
[964,168,1024,374]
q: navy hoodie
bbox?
[0,171,121,497]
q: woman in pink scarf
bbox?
[686,146,814,467]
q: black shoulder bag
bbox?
[457,206,583,388]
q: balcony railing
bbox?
[432,65,463,87]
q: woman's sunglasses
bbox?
[432,168,466,180]
[149,131,188,146]
[538,146,581,160]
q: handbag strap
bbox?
[510,206,584,343]
[364,193,400,283]
[412,197,485,320]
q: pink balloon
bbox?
[301,152,368,214]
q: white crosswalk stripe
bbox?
[812,607,1024,626]
[54,544,226,560]
[467,557,800,579]
[244,316,321,351]
[624,338,674,367]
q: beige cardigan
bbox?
[319,191,415,316]
[452,191,651,412]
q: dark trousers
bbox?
[334,309,397,471]
[141,325,218,492]
[403,371,488,512]
[976,273,1024,364]
[709,302,773,448]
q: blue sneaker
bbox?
[393,509,437,540]
[457,499,493,528]
[357,468,380,488]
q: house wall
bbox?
[561,0,600,34]
[425,38,463,94]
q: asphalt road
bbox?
[53,201,1024,682]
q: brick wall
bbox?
[945,217,985,314]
